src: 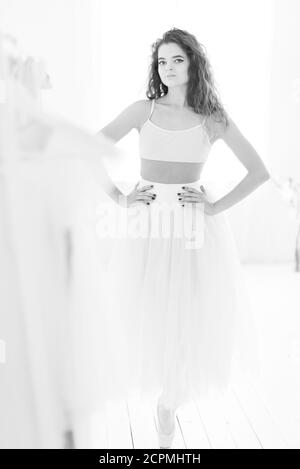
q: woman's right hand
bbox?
[125,182,157,207]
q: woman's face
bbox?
[157,42,190,88]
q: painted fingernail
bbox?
[178,198,182,200]
[177,192,181,195]
[182,204,185,207]
[182,186,185,189]
[147,202,150,205]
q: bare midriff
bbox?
[140,158,205,184]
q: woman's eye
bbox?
[158,59,183,66]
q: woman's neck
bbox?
[161,89,188,109]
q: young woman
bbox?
[97,28,270,448]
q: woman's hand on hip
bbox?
[125,182,157,207]
[177,185,216,216]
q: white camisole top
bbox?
[139,99,212,164]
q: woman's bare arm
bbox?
[94,100,147,206]
[95,100,146,143]
[209,115,270,214]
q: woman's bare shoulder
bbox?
[205,113,229,144]
[134,99,153,131]
[97,99,151,142]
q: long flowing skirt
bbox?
[103,177,261,410]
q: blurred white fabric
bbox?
[0,34,126,448]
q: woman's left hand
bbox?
[178,185,216,216]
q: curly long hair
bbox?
[146,27,229,128]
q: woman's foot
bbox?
[156,402,176,448]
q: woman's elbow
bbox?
[259,168,271,182]
[250,168,271,184]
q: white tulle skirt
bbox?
[102,177,261,410]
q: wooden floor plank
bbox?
[177,400,211,449]
[105,399,133,449]
[249,378,300,449]
[232,378,288,449]
[195,396,237,449]
[126,396,159,449]
[219,387,262,449]
[90,409,108,449]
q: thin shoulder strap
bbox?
[149,99,155,119]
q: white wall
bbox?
[234,0,300,263]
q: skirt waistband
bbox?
[137,177,211,200]
[139,177,203,188]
